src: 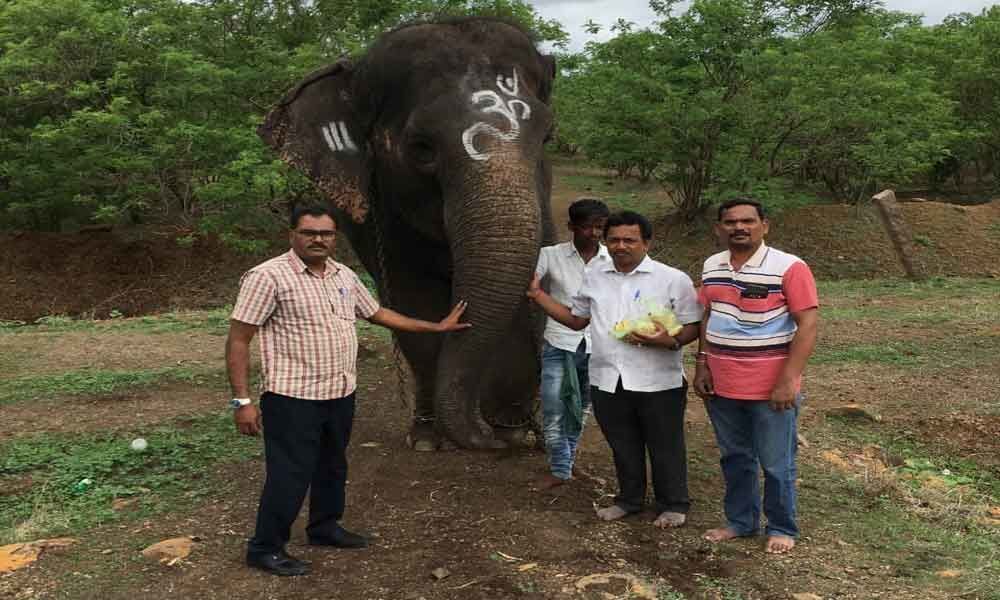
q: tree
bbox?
[0,0,565,241]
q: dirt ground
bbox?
[0,334,978,600]
[1,165,998,599]
[2,288,998,600]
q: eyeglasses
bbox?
[295,229,337,239]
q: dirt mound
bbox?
[1,200,997,321]
[0,229,278,321]
[653,199,1000,280]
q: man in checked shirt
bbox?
[226,205,470,577]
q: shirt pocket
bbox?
[327,284,356,322]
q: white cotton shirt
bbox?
[535,241,612,353]
[571,255,702,393]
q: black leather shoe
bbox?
[308,527,369,549]
[246,552,310,576]
[278,549,310,568]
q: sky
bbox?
[530,0,999,50]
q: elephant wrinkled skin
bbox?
[258,17,556,449]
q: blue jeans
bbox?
[705,395,800,538]
[540,340,590,479]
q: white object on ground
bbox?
[130,438,148,452]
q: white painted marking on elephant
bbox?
[496,70,519,96]
[321,120,356,153]
[336,121,357,151]
[462,69,531,162]
[507,99,531,121]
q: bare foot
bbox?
[765,535,795,554]
[596,505,628,521]
[535,474,569,490]
[703,526,741,542]
[653,511,686,528]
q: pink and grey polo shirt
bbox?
[698,243,818,401]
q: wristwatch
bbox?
[229,397,252,409]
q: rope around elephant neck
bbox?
[369,194,420,419]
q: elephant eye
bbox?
[409,137,436,166]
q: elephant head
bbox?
[258,17,556,449]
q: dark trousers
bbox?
[591,380,689,514]
[247,392,355,557]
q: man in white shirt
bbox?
[534,198,610,489]
[528,211,702,528]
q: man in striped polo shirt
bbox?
[226,205,470,576]
[694,198,818,554]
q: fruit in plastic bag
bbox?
[647,305,682,336]
[610,301,683,339]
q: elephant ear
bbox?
[537,54,557,104]
[258,59,369,223]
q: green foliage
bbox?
[0,0,565,240]
[555,0,1000,220]
[0,413,259,542]
[0,366,223,405]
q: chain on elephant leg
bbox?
[407,414,439,452]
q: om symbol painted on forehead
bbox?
[462,68,532,162]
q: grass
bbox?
[0,412,260,543]
[812,332,998,370]
[824,415,1000,500]
[812,341,923,366]
[560,172,669,217]
[812,278,1000,370]
[802,460,1000,599]
[0,366,224,405]
[0,307,233,336]
[817,277,1000,301]
[800,416,1000,598]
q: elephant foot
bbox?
[406,420,439,452]
[492,427,532,448]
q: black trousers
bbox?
[591,380,689,514]
[247,392,355,557]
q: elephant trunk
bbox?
[435,153,542,448]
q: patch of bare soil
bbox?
[4,187,997,323]
[1,338,963,600]
[0,329,226,379]
[909,414,1000,471]
[0,383,225,442]
[0,230,285,322]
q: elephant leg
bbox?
[385,270,450,452]
[395,331,442,451]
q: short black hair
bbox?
[568,197,610,224]
[290,205,337,229]
[604,210,652,241]
[717,197,766,221]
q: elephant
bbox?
[258,17,557,449]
